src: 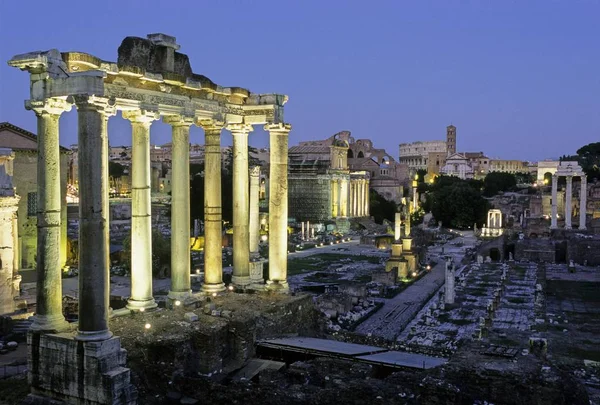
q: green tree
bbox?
[369,190,398,224]
[483,172,516,197]
[564,142,600,181]
[430,182,489,229]
[109,161,126,178]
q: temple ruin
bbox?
[8,33,290,404]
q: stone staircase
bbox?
[11,318,33,340]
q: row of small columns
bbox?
[332,178,369,218]
[27,95,291,340]
[550,173,587,230]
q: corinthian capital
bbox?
[26,98,72,116]
[122,109,160,126]
[196,119,225,134]
[163,114,195,127]
[66,95,116,117]
[264,123,291,134]
[227,123,254,135]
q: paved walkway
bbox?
[354,231,477,340]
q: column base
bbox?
[565,225,572,230]
[550,225,558,229]
[231,275,251,288]
[27,332,137,405]
[265,280,289,293]
[30,314,71,333]
[202,282,225,295]
[249,260,264,284]
[579,226,587,230]
[168,290,192,301]
[126,298,158,311]
[75,329,113,342]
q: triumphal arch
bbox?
[9,33,290,404]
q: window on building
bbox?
[27,192,37,217]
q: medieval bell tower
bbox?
[446,125,456,155]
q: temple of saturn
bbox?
[8,33,290,404]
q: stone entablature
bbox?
[9,35,286,126]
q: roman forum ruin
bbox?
[8,33,289,404]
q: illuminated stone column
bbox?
[339,179,348,217]
[27,99,71,332]
[331,179,338,217]
[550,174,558,229]
[266,123,291,291]
[364,179,370,216]
[565,175,572,229]
[359,180,365,217]
[124,110,159,311]
[72,95,113,340]
[229,124,253,287]
[249,166,261,256]
[200,121,225,293]
[394,212,401,240]
[350,181,356,217]
[580,176,587,230]
[165,115,194,300]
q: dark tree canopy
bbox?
[369,190,398,224]
[428,176,489,229]
[483,172,517,197]
[108,161,126,179]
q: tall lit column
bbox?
[331,179,338,217]
[200,121,225,293]
[249,166,261,256]
[124,110,159,310]
[72,95,113,341]
[165,115,194,300]
[266,123,291,291]
[350,181,356,217]
[551,174,558,229]
[27,99,70,332]
[359,180,365,217]
[580,176,587,230]
[364,179,370,216]
[229,124,253,287]
[340,179,348,217]
[565,175,572,229]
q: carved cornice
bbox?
[122,109,160,125]
[264,123,292,134]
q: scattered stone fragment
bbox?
[184,312,198,322]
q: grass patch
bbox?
[546,280,600,303]
[507,297,527,304]
[287,253,381,276]
[566,346,600,362]
[447,318,473,326]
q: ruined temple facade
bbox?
[289,133,370,225]
[9,33,289,404]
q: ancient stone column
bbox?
[350,181,356,217]
[229,124,253,287]
[200,121,225,293]
[551,174,558,229]
[249,166,261,256]
[165,115,194,301]
[265,123,291,291]
[124,110,159,311]
[340,179,348,217]
[565,176,572,229]
[0,151,20,316]
[331,179,338,217]
[394,212,401,240]
[445,260,455,304]
[360,180,366,217]
[365,179,370,216]
[27,99,71,332]
[580,176,587,230]
[72,95,113,340]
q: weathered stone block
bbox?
[27,331,137,405]
[184,312,198,322]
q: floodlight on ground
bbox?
[212,292,217,297]
[144,323,151,329]
[139,307,145,313]
[174,300,181,307]
[228,285,234,291]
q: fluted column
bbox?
[359,180,365,217]
[580,176,587,230]
[340,179,348,217]
[551,174,558,229]
[229,124,253,287]
[364,179,370,216]
[165,115,194,300]
[350,181,356,217]
[265,123,291,291]
[199,121,225,293]
[26,99,71,332]
[331,179,338,217]
[124,110,159,310]
[249,166,261,256]
[72,95,113,341]
[565,176,572,229]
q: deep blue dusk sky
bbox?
[1,0,598,161]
